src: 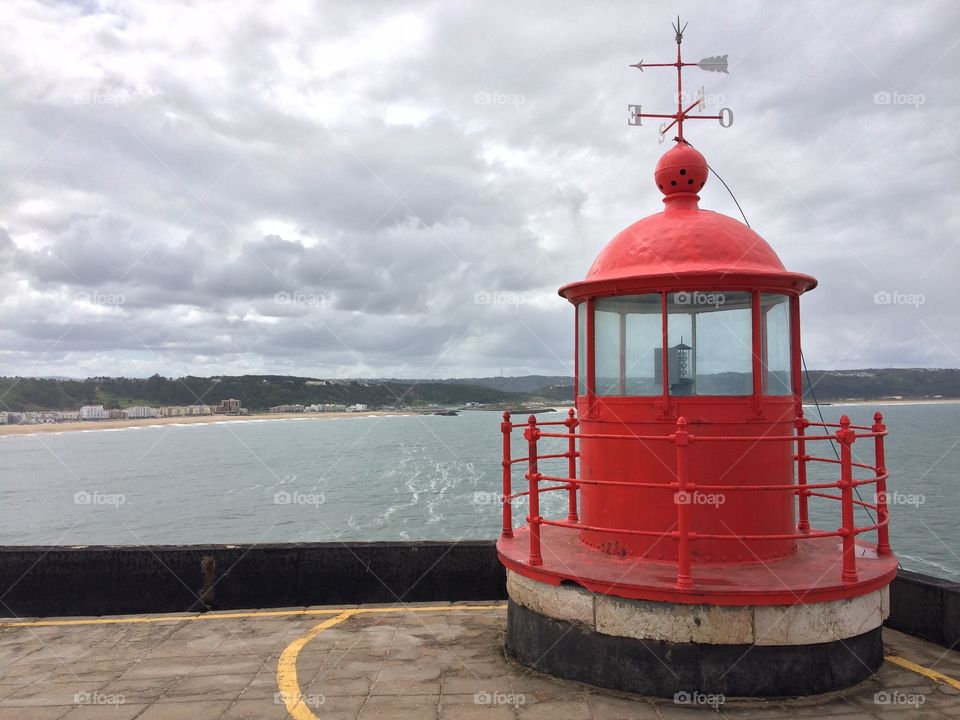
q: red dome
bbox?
[559,145,817,301]
[589,210,786,280]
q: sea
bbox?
[0,404,957,580]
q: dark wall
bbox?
[887,569,960,649]
[0,540,956,652]
[0,541,506,618]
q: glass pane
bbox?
[761,293,792,395]
[577,302,587,396]
[594,295,661,396]
[666,291,753,396]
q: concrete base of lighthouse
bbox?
[505,570,889,698]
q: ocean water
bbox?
[0,404,957,580]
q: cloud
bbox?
[0,0,956,378]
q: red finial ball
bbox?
[654,142,708,197]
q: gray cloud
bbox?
[0,0,956,378]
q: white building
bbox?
[79,405,107,421]
[123,406,157,419]
[348,404,369,412]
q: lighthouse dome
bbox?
[559,143,816,300]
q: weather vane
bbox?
[628,17,733,144]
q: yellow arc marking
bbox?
[885,654,960,690]
[276,604,506,720]
[277,610,357,720]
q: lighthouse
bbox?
[496,21,897,698]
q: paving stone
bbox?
[586,693,660,719]
[0,707,72,719]
[59,702,149,719]
[220,697,298,719]
[358,693,440,719]
[516,697,592,719]
[440,692,517,719]
[134,699,234,719]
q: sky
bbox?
[0,0,957,380]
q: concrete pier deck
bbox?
[0,601,958,719]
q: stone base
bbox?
[505,570,890,697]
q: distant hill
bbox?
[0,375,520,412]
[800,368,960,401]
[0,368,957,413]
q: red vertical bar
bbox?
[501,411,513,538]
[676,35,683,142]
[789,295,803,411]
[837,416,858,582]
[525,415,543,566]
[619,311,626,395]
[795,411,810,532]
[674,417,693,590]
[564,408,579,523]
[872,412,891,556]
[586,298,596,398]
[661,292,670,400]
[751,290,762,401]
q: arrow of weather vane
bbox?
[628,18,734,144]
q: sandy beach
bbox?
[0,411,406,437]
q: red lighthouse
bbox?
[498,21,897,698]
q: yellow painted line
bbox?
[276,604,507,720]
[0,607,345,628]
[0,603,507,629]
[277,610,358,720]
[886,655,960,690]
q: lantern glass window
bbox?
[593,294,661,396]
[761,293,792,396]
[666,291,753,396]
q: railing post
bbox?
[673,417,693,590]
[872,412,892,556]
[795,411,810,532]
[564,408,579,523]
[501,411,513,538]
[524,415,543,566]
[836,415,858,583]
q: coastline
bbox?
[0,411,407,438]
[810,398,960,407]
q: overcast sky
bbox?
[0,0,956,379]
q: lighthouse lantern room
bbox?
[496,20,898,698]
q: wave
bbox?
[898,552,959,578]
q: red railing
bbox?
[499,408,891,589]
